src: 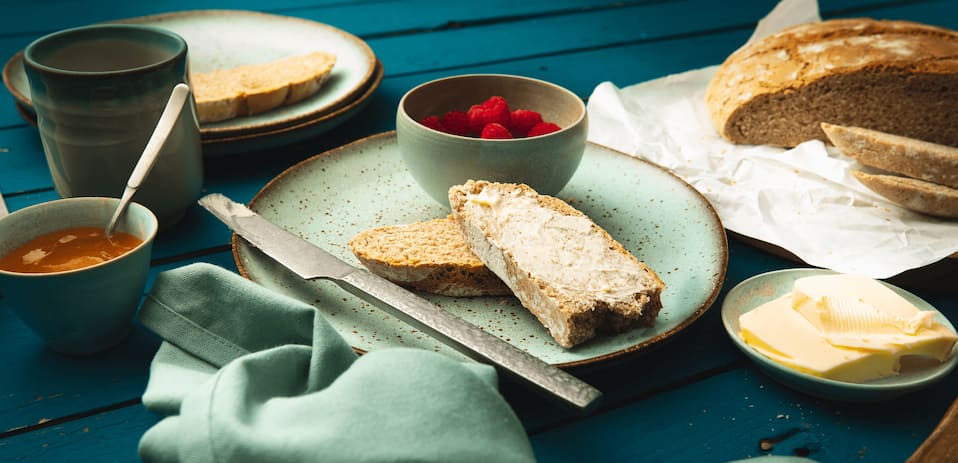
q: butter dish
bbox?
[721,268,958,402]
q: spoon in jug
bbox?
[104,83,191,236]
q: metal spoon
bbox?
[104,83,191,236]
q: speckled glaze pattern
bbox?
[4,10,377,142]
[722,268,958,402]
[235,132,728,367]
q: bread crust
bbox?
[191,51,336,123]
[448,180,664,348]
[706,18,958,147]
[822,123,958,189]
[853,171,958,218]
[349,218,511,297]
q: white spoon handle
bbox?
[105,83,191,235]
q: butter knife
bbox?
[0,188,8,217]
[199,193,602,411]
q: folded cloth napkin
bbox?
[136,263,535,463]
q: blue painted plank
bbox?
[0,404,161,462]
[530,366,958,462]
[0,0,926,129]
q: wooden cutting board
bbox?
[908,396,958,462]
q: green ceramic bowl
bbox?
[0,197,158,354]
[722,268,958,402]
[396,74,587,205]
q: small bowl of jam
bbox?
[0,197,158,354]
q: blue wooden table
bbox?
[2,1,957,461]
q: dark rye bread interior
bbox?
[724,69,958,148]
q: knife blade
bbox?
[199,193,602,411]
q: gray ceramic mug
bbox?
[23,24,203,228]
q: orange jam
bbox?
[0,227,143,273]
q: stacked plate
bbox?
[2,10,383,156]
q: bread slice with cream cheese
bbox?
[448,180,665,348]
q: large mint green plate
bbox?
[234,132,728,367]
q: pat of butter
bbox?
[739,275,957,383]
[793,275,955,361]
[739,294,899,382]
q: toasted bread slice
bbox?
[823,123,958,189]
[191,51,337,123]
[853,171,958,218]
[349,218,511,297]
[448,180,665,348]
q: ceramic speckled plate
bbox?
[3,10,377,146]
[722,268,958,402]
[234,132,728,367]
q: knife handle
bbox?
[336,269,603,412]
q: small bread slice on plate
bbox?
[348,218,510,297]
[191,51,337,123]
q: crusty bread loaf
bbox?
[448,180,665,348]
[852,172,958,218]
[349,218,511,297]
[706,18,958,148]
[822,123,958,189]
[191,51,336,123]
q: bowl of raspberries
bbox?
[396,74,587,205]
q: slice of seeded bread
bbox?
[823,123,958,189]
[191,51,337,123]
[448,180,665,348]
[853,172,958,218]
[348,218,511,297]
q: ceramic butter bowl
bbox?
[722,268,958,402]
[396,74,587,206]
[0,197,158,354]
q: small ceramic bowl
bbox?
[396,74,587,205]
[0,197,158,354]
[722,268,958,402]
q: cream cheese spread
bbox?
[739,274,957,383]
[464,187,652,301]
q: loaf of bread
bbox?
[191,51,336,123]
[349,218,511,297]
[852,172,958,218]
[822,123,958,189]
[705,18,958,148]
[448,180,665,348]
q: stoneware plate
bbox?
[722,268,958,402]
[233,132,728,367]
[202,60,383,156]
[3,10,377,143]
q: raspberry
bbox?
[480,122,513,139]
[527,122,561,137]
[440,110,471,136]
[419,115,443,132]
[467,96,510,133]
[508,109,543,137]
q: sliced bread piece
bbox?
[191,51,337,123]
[853,171,958,218]
[823,123,958,189]
[349,218,511,297]
[448,180,665,348]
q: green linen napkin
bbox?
[137,263,535,463]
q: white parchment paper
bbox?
[586,0,958,279]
